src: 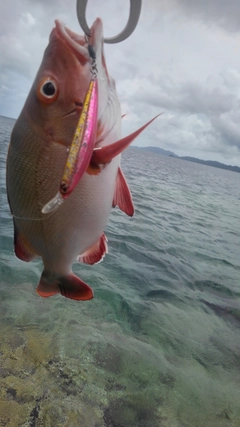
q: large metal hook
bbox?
[76,0,142,44]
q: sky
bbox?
[1,0,240,165]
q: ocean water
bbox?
[1,113,240,427]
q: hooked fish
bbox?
[6,18,159,301]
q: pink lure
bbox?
[42,78,98,213]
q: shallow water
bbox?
[1,114,240,426]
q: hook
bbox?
[76,0,142,43]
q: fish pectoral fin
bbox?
[91,114,162,165]
[14,221,38,262]
[113,167,134,217]
[36,272,94,301]
[77,233,108,265]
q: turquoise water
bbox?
[1,114,240,426]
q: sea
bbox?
[1,114,240,427]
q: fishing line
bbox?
[11,212,56,221]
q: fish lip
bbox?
[54,19,90,64]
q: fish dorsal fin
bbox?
[113,167,134,217]
[91,114,161,165]
[77,233,108,265]
[14,221,37,262]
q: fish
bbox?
[6,18,159,301]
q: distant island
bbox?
[132,146,240,174]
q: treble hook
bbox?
[76,0,142,44]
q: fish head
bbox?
[22,21,92,146]
[22,19,119,148]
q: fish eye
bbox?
[37,77,59,103]
[41,81,56,97]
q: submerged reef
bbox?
[0,319,168,427]
[1,314,240,427]
[0,280,240,427]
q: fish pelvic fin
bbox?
[36,271,94,301]
[14,221,38,262]
[77,233,108,264]
[113,167,134,216]
[91,114,162,165]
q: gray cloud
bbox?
[175,0,240,32]
[148,0,240,32]
[131,77,235,116]
[1,0,240,165]
[213,109,240,149]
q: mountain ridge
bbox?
[133,146,240,174]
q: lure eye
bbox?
[37,78,59,103]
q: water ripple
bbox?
[1,116,240,426]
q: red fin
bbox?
[14,221,37,262]
[91,114,162,165]
[36,272,93,301]
[113,167,134,216]
[78,233,108,264]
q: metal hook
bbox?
[76,0,142,44]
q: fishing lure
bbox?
[42,45,98,214]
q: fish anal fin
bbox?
[14,221,37,262]
[91,114,162,165]
[113,167,134,217]
[36,272,94,301]
[77,233,108,265]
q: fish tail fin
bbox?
[36,271,94,301]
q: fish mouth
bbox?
[54,20,90,65]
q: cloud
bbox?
[118,67,240,163]
[128,76,235,116]
[1,0,240,165]
[147,0,240,32]
[175,0,240,32]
